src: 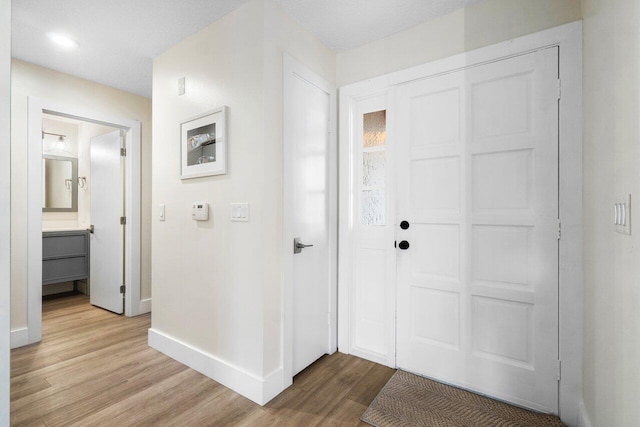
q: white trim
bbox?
[0,1,10,423]
[282,53,338,387]
[262,367,286,404]
[148,328,282,406]
[139,298,152,314]
[337,21,582,424]
[577,401,592,427]
[556,22,583,427]
[123,122,142,317]
[25,97,143,347]
[10,327,28,349]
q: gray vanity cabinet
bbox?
[42,230,90,285]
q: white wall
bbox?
[11,59,153,334]
[582,0,640,425]
[0,0,10,423]
[336,0,582,87]
[151,0,334,402]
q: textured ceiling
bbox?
[12,0,480,98]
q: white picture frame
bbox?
[180,106,228,179]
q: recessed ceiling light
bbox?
[47,33,79,49]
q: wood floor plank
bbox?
[345,362,396,406]
[11,373,129,426]
[11,294,395,426]
[9,376,51,401]
[40,376,156,427]
[73,369,221,426]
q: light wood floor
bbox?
[11,294,395,426]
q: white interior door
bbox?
[90,130,124,314]
[285,56,334,376]
[395,48,560,412]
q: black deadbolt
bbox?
[400,220,410,230]
[398,240,410,250]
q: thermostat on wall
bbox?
[192,202,209,221]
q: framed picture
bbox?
[180,106,228,179]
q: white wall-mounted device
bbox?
[231,203,249,222]
[614,194,631,235]
[192,202,209,221]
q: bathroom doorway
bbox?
[41,114,127,314]
[24,98,143,345]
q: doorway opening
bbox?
[23,98,143,346]
[42,114,121,307]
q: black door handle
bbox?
[398,240,410,250]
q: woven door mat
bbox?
[361,370,565,427]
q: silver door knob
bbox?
[293,237,313,254]
[88,225,94,234]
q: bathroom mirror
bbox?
[43,155,78,212]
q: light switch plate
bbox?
[231,203,249,222]
[159,204,165,221]
[178,77,185,96]
[614,194,631,235]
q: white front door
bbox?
[90,130,124,314]
[284,56,335,376]
[395,48,559,412]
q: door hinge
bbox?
[120,216,127,225]
[557,79,562,100]
[120,285,126,294]
[120,148,127,156]
[557,219,561,240]
[557,360,562,381]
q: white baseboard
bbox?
[139,298,151,314]
[262,367,286,404]
[10,327,29,349]
[148,328,284,405]
[577,401,592,427]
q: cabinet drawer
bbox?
[43,256,88,283]
[43,234,87,258]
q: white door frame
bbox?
[338,21,582,424]
[0,0,11,422]
[282,53,338,388]
[25,97,142,345]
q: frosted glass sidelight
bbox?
[363,110,386,147]
[362,190,386,226]
[363,151,386,187]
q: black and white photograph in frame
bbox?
[180,106,228,179]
